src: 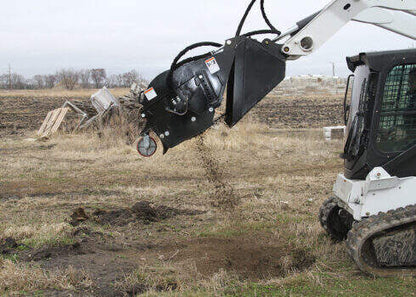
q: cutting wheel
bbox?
[137,135,157,157]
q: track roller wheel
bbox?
[319,197,354,241]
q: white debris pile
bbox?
[91,87,120,114]
[37,86,144,140]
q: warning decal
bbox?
[144,87,157,101]
[205,57,220,74]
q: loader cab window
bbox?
[344,74,355,125]
[376,64,416,152]
[344,66,376,160]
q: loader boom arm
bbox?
[281,0,416,59]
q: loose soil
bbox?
[195,136,238,210]
[171,236,316,280]
[9,229,316,295]
[70,201,206,227]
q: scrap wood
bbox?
[37,110,54,136]
[36,87,143,139]
[78,102,115,129]
[62,101,89,130]
[37,107,69,138]
[37,100,89,139]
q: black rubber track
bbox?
[319,196,354,241]
[346,204,416,277]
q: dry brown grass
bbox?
[2,222,73,247]
[0,259,92,294]
[0,87,129,98]
[0,119,344,295]
[1,118,413,296]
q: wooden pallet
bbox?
[37,107,69,138]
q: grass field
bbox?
[1,90,415,296]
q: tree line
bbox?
[0,69,146,90]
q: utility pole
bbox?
[330,62,338,94]
[331,62,336,77]
[8,64,12,90]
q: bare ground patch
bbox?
[170,235,316,281]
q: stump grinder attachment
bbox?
[138,37,286,153]
[136,0,297,154]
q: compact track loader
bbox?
[134,0,416,275]
[320,49,416,276]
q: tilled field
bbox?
[0,96,76,137]
[0,89,344,138]
[255,95,344,128]
[0,89,128,137]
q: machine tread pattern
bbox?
[346,204,416,277]
[319,197,338,232]
[319,196,353,241]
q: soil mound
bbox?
[70,201,205,227]
[69,207,90,226]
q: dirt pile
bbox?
[69,207,90,226]
[70,201,205,227]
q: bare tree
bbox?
[33,75,45,89]
[116,74,124,87]
[106,74,121,88]
[0,74,8,89]
[10,73,26,89]
[121,70,140,87]
[0,69,146,90]
[57,69,79,90]
[79,69,91,88]
[0,73,26,89]
[45,74,57,88]
[91,69,106,88]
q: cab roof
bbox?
[347,49,416,72]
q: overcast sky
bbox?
[0,0,415,79]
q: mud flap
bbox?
[225,38,287,127]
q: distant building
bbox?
[273,75,346,97]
